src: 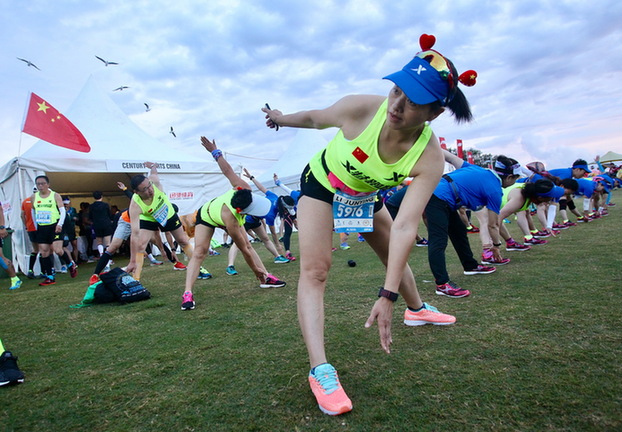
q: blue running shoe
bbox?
[274,255,290,264]
[197,267,212,280]
[225,265,238,276]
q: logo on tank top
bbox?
[352,147,369,164]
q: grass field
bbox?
[2,198,621,431]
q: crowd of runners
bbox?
[2,33,620,416]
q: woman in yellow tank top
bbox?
[262,34,478,415]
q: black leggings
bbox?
[425,195,479,285]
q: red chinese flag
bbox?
[22,92,90,152]
[456,139,464,159]
[352,147,369,164]
[439,136,447,150]
[467,151,474,164]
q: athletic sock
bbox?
[407,305,425,312]
[29,253,37,271]
[61,251,72,265]
[94,251,113,275]
[133,252,145,281]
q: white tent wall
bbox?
[0,77,232,274]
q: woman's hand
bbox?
[201,136,217,152]
[365,297,395,354]
[242,168,253,179]
[261,106,282,130]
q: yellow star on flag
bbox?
[37,101,50,114]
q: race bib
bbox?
[35,210,52,225]
[333,190,375,233]
[152,203,169,227]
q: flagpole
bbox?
[18,91,32,159]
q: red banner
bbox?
[439,136,447,150]
[22,92,90,152]
[456,139,464,159]
[467,151,474,164]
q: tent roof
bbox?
[599,151,622,164]
[19,76,218,174]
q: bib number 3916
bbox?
[333,190,375,233]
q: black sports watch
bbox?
[378,287,399,302]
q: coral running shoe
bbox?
[181,291,195,310]
[464,265,496,275]
[403,302,456,326]
[89,274,100,285]
[285,252,296,261]
[173,261,187,270]
[308,363,353,416]
[436,281,471,298]
[259,274,286,288]
[524,237,547,245]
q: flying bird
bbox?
[144,103,151,112]
[169,127,176,138]
[113,86,129,91]
[95,56,119,66]
[17,57,40,70]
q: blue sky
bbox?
[2,0,622,175]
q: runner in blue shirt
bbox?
[425,150,521,298]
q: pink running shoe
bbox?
[259,274,286,288]
[463,265,496,275]
[533,230,551,238]
[181,291,195,310]
[436,281,471,298]
[505,240,531,251]
[524,237,547,245]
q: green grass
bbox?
[2,200,621,431]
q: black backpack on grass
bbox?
[97,267,151,304]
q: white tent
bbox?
[256,128,329,194]
[598,151,622,164]
[0,76,231,273]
